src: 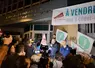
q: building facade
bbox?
[0,0,95,43]
[0,0,67,43]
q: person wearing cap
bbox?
[59,40,71,59]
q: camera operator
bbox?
[38,44,53,68]
[0,35,12,66]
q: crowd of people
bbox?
[0,33,95,68]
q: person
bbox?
[52,53,63,68]
[91,41,95,58]
[52,34,56,39]
[63,55,85,68]
[49,38,59,58]
[26,39,34,58]
[1,43,30,68]
[52,34,60,53]
[59,40,71,59]
[0,35,12,66]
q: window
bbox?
[8,6,11,12]
[3,8,6,13]
[50,25,53,31]
[94,24,95,33]
[0,9,2,14]
[8,0,12,5]
[18,1,23,8]
[24,25,33,32]
[91,24,92,33]
[4,0,8,6]
[32,0,40,3]
[85,24,88,33]
[12,4,17,10]
[25,0,31,6]
[34,25,48,30]
[88,24,89,33]
[13,0,17,3]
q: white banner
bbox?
[56,29,68,43]
[52,1,95,25]
[77,32,94,54]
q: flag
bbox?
[41,34,47,45]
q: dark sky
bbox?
[68,0,95,6]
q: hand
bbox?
[3,35,13,45]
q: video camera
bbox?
[38,44,52,68]
[40,45,51,56]
[0,32,10,45]
[2,32,10,38]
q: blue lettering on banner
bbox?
[83,7,87,14]
[88,6,92,14]
[66,9,69,16]
[78,8,82,15]
[71,9,75,16]
[65,5,95,16]
[75,9,78,16]
[93,6,95,13]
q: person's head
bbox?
[53,34,56,39]
[51,38,56,44]
[55,53,63,61]
[60,40,66,47]
[16,43,25,56]
[63,55,85,68]
[27,39,34,46]
[10,45,15,54]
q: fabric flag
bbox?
[41,34,47,45]
[77,32,94,54]
[56,29,68,43]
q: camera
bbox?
[2,32,10,38]
[40,45,48,51]
[38,45,52,68]
[0,32,10,46]
[40,45,51,57]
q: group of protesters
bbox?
[0,33,95,68]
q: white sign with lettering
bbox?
[52,1,95,25]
